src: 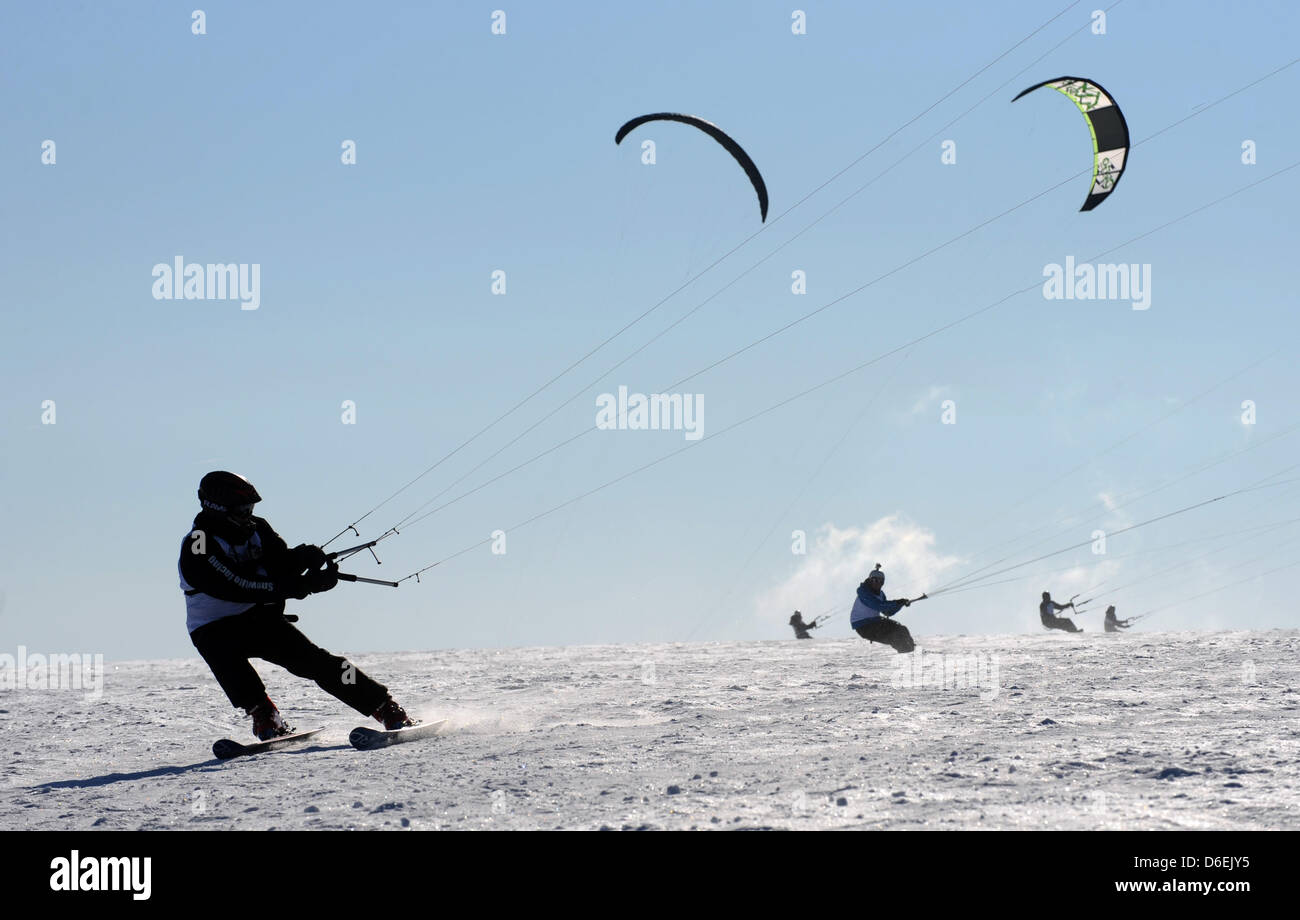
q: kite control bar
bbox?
[324,540,398,586]
[319,537,395,582]
[328,539,381,563]
[336,572,400,588]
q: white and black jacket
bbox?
[178,512,309,633]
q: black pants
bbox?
[1041,614,1081,633]
[190,604,389,715]
[854,617,915,653]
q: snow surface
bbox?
[3,630,1298,830]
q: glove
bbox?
[285,575,313,601]
[307,561,340,594]
[292,544,329,572]
[901,599,912,607]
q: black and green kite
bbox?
[1014,77,1130,211]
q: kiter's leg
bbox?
[888,621,916,653]
[855,619,915,654]
[248,609,390,716]
[189,613,269,712]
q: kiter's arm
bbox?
[180,520,311,602]
[856,585,907,617]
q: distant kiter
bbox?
[1103,605,1133,633]
[1039,591,1082,633]
[788,611,820,639]
[850,564,918,653]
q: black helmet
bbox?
[198,471,262,515]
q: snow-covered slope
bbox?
[3,630,1297,829]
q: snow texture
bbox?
[3,630,1298,830]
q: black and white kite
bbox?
[1013,77,1130,211]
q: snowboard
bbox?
[349,719,447,751]
[213,727,324,760]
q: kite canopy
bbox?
[615,113,769,222]
[1013,77,1130,211]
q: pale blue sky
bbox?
[2,1,1297,661]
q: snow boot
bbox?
[373,697,416,730]
[248,696,293,740]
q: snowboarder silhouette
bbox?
[789,610,820,639]
[850,564,917,653]
[1039,591,1082,633]
[1103,605,1132,632]
[179,472,416,740]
